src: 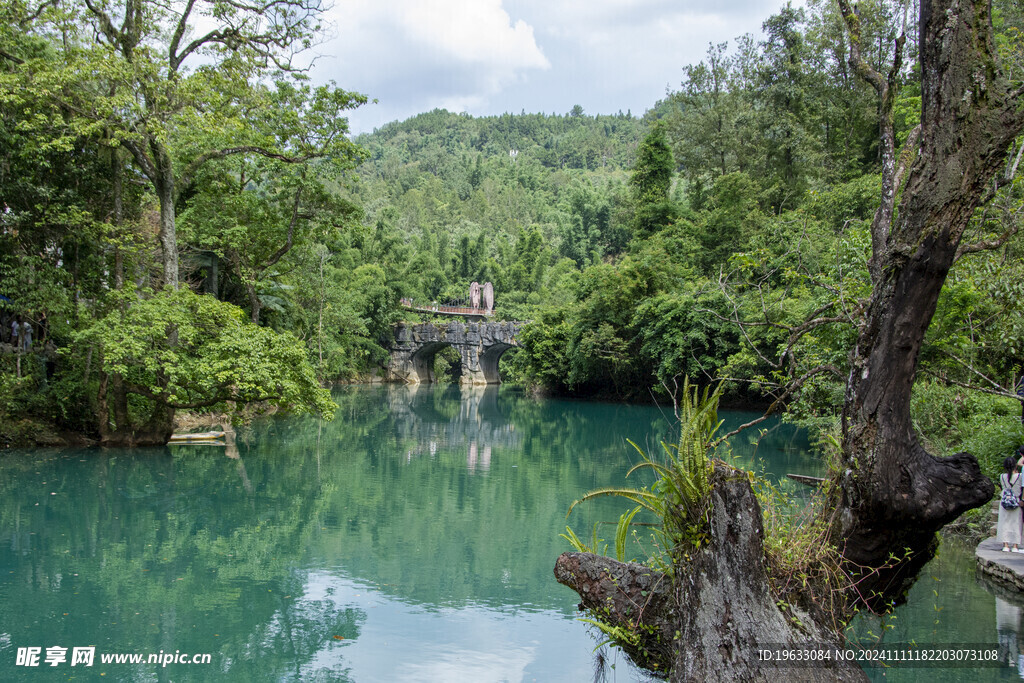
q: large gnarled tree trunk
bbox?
[555,0,1023,678]
[836,0,1021,602]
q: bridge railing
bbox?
[400,298,494,317]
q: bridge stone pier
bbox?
[388,321,524,385]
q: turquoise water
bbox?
[853,535,1023,682]
[0,384,1016,681]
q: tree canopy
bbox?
[0,0,367,443]
[1,0,1022,474]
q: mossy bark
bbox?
[97,371,175,447]
[835,0,1019,604]
[556,465,866,682]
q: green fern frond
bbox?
[560,526,591,553]
[563,377,724,566]
[626,459,673,480]
[615,506,642,561]
[567,487,659,517]
[579,618,641,648]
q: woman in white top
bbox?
[998,452,1024,552]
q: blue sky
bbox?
[311,0,800,134]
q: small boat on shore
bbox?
[168,431,226,445]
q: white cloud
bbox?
[395,0,549,70]
[316,0,549,131]
[489,0,795,114]
[314,0,802,133]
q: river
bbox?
[0,384,1019,681]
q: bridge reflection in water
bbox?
[385,384,520,473]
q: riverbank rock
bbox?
[555,463,866,682]
[0,418,94,449]
[976,537,1024,592]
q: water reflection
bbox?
[979,574,1024,680]
[0,385,824,682]
[389,385,517,474]
[996,597,1022,673]
[849,537,1024,683]
[297,571,586,682]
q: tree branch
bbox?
[0,49,24,64]
[1005,138,1024,183]
[715,364,844,442]
[168,0,200,70]
[18,0,58,27]
[837,0,908,286]
[83,0,123,49]
[175,29,240,70]
[713,270,781,370]
[933,348,1012,393]
[954,223,1021,260]
[179,146,322,192]
[835,0,886,94]
[894,125,921,190]
[167,392,283,410]
[919,369,1017,400]
[120,140,158,185]
[956,178,1024,261]
[124,381,284,410]
[261,181,304,272]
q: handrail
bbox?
[400,298,494,317]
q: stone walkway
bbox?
[977,537,1024,591]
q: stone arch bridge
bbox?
[388,321,525,385]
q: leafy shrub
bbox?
[911,380,1023,480]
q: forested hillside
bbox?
[344,0,1024,432]
[1,0,1022,456]
[343,109,646,312]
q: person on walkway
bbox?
[20,319,32,352]
[999,452,1024,552]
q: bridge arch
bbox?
[478,342,516,384]
[388,321,524,385]
[407,341,455,384]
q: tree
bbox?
[80,287,335,445]
[755,3,821,209]
[832,0,1021,598]
[630,124,677,236]
[178,95,367,324]
[12,0,363,287]
[1,1,362,445]
[802,0,893,179]
[558,181,613,266]
[555,0,1024,677]
[666,41,750,202]
[694,171,764,272]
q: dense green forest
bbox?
[1,0,1023,461]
